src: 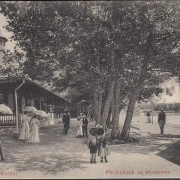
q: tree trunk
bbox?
[100,48,115,129]
[111,77,122,139]
[106,105,112,128]
[120,84,143,140]
[100,80,115,128]
[93,82,103,126]
[120,33,153,141]
[111,104,123,139]
[116,106,124,139]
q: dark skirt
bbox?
[90,145,97,154]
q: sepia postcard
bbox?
[0,1,180,179]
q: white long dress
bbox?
[19,115,30,140]
[77,119,83,136]
[28,118,40,143]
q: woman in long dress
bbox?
[19,114,31,141]
[28,115,40,143]
[76,115,83,138]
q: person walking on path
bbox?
[158,109,166,135]
[62,111,70,135]
[146,111,151,123]
[19,113,31,141]
[28,114,40,143]
[82,115,88,138]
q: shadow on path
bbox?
[0,122,89,175]
[111,134,180,160]
[157,140,180,166]
[9,153,87,174]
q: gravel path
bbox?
[0,118,180,179]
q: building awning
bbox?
[0,76,71,103]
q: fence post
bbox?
[0,141,5,161]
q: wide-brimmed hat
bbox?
[89,128,98,136]
[95,125,104,135]
[97,128,104,135]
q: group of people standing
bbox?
[88,125,110,164]
[62,111,110,164]
[19,113,40,143]
[61,111,89,137]
[76,113,88,138]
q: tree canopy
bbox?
[0,1,179,140]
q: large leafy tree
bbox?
[0,1,179,140]
[119,1,180,140]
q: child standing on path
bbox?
[96,125,110,163]
[88,128,98,164]
[97,133,108,163]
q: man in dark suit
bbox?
[158,109,166,135]
[62,111,70,135]
[82,115,88,138]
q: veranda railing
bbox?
[0,114,21,127]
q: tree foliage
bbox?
[0,1,180,140]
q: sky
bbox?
[0,13,180,103]
[0,14,16,51]
[155,77,180,103]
